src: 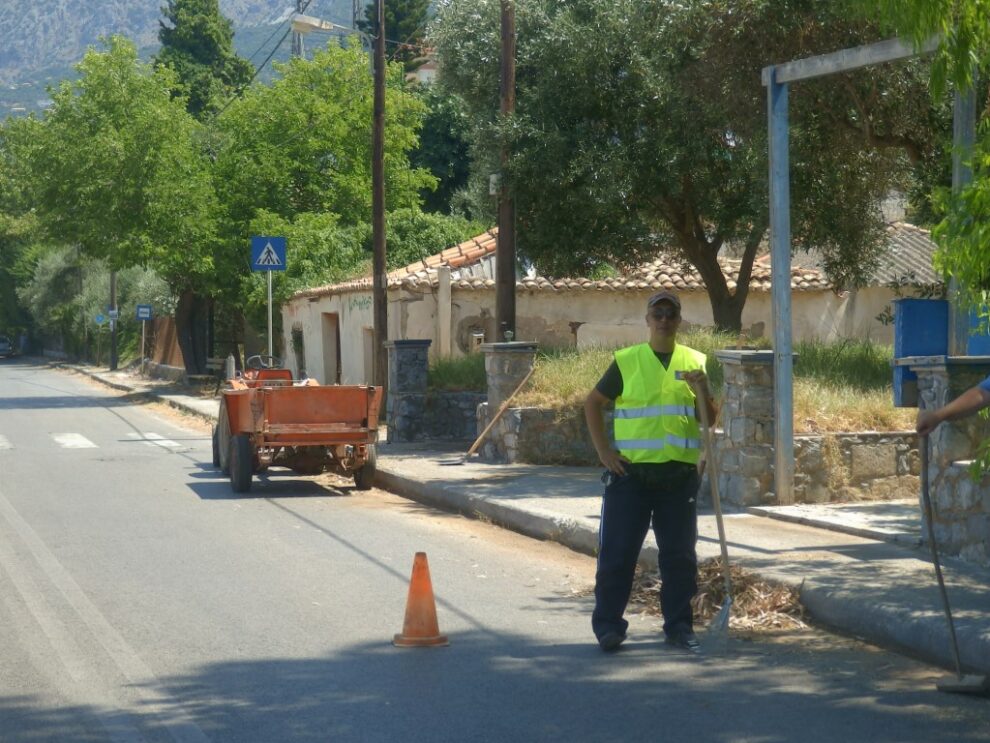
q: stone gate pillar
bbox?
[478,341,538,460]
[385,339,431,443]
[910,355,990,564]
[714,350,776,506]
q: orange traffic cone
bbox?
[393,552,449,647]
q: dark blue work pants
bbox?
[592,464,699,640]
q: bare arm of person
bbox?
[681,370,718,425]
[916,384,990,436]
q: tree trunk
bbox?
[174,290,211,374]
[674,220,766,335]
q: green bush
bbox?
[428,352,486,391]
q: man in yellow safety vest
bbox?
[584,290,716,653]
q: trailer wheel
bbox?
[211,425,221,467]
[217,399,231,475]
[230,434,253,493]
[353,445,377,490]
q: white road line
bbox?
[0,527,146,743]
[125,432,183,450]
[51,433,98,449]
[0,488,211,743]
[0,434,11,450]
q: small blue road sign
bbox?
[251,236,287,272]
[136,304,153,321]
[95,314,105,325]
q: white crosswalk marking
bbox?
[51,433,97,449]
[0,435,11,450]
[125,432,183,450]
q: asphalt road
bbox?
[0,359,987,743]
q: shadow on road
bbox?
[1,627,986,743]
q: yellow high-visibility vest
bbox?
[613,342,706,465]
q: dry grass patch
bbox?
[793,379,915,433]
[627,558,808,631]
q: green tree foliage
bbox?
[856,0,990,93]
[156,0,254,118]
[412,85,474,214]
[21,36,219,369]
[856,0,990,318]
[0,116,43,338]
[211,42,489,332]
[384,208,487,267]
[359,0,432,71]
[213,43,434,236]
[16,246,169,363]
[432,0,942,331]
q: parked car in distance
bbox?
[0,335,13,358]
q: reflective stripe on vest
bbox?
[614,434,703,450]
[612,342,706,465]
[613,404,695,419]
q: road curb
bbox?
[746,505,924,549]
[799,579,990,675]
[375,468,606,560]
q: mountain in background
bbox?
[0,0,357,115]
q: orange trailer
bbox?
[212,356,382,493]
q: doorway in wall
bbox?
[363,327,374,385]
[291,324,305,378]
[321,313,341,384]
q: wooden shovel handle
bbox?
[465,366,536,457]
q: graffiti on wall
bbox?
[348,295,372,312]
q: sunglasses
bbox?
[650,307,680,320]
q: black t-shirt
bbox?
[595,349,696,479]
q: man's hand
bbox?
[680,370,708,388]
[916,410,942,437]
[598,448,631,477]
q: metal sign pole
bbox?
[141,320,146,375]
[267,271,274,358]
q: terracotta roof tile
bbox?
[289,228,841,301]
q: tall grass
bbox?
[427,351,486,391]
[427,334,916,432]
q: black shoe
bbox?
[665,631,701,653]
[598,631,627,652]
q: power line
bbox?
[247,19,291,65]
[244,0,315,67]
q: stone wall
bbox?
[930,462,990,565]
[793,432,918,503]
[423,391,486,440]
[911,356,990,565]
[479,401,919,505]
[385,340,431,443]
[477,405,610,465]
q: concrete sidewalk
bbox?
[69,363,990,677]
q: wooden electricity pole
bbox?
[495,0,516,342]
[372,0,388,389]
[292,0,304,57]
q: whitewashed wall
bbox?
[282,283,905,382]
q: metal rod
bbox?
[919,434,965,677]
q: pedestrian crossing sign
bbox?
[250,236,287,272]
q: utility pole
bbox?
[372,0,388,390]
[495,0,516,342]
[292,0,305,58]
